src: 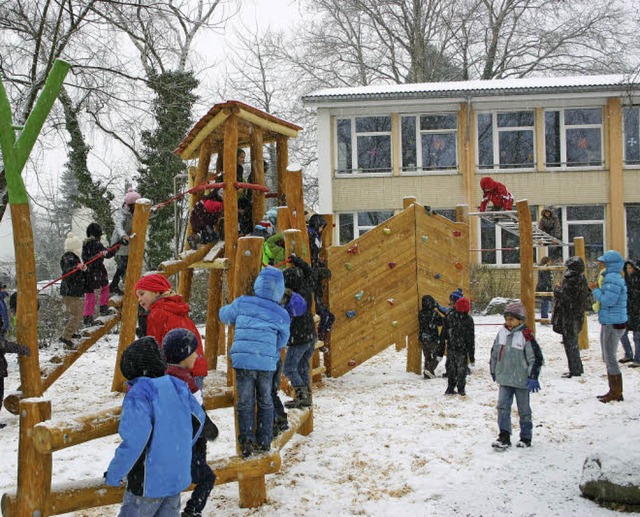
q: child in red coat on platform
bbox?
[135,274,208,388]
[479,177,514,212]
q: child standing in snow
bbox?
[442,297,475,396]
[59,233,85,348]
[418,295,444,379]
[134,273,208,389]
[489,301,544,450]
[163,329,217,517]
[105,337,205,514]
[82,223,114,327]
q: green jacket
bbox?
[262,233,286,269]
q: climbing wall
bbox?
[326,203,469,377]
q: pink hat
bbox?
[124,188,141,205]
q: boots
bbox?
[599,374,623,403]
[83,315,94,327]
[99,305,113,316]
[284,387,303,409]
[299,386,312,408]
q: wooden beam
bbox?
[250,127,266,226]
[517,199,535,333]
[606,98,625,252]
[158,242,217,276]
[224,113,240,298]
[237,107,299,139]
[286,169,310,261]
[276,136,288,204]
[574,236,590,350]
[179,110,229,160]
[205,269,223,370]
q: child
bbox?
[435,288,465,376]
[442,297,475,395]
[188,190,223,249]
[418,295,444,379]
[82,223,114,326]
[313,257,335,343]
[283,255,317,409]
[163,329,217,517]
[0,336,30,428]
[490,301,544,450]
[307,214,327,267]
[262,233,286,269]
[536,256,552,321]
[134,273,208,389]
[59,233,85,348]
[620,259,640,367]
[109,188,140,295]
[552,256,591,378]
[479,176,514,212]
[538,206,562,260]
[218,267,290,457]
[105,337,205,514]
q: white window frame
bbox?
[476,110,536,172]
[336,210,394,244]
[334,116,393,177]
[623,106,640,167]
[400,113,458,175]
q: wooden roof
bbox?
[174,100,303,160]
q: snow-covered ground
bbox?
[1,314,638,516]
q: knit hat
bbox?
[124,188,141,205]
[120,336,167,380]
[64,232,83,257]
[504,300,526,321]
[162,328,199,364]
[86,222,103,239]
[134,273,172,293]
[455,297,471,313]
[449,288,464,303]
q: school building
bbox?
[302,75,640,265]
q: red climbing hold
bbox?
[347,243,359,254]
[348,359,356,367]
[455,262,464,270]
[387,298,395,305]
[453,230,462,237]
[388,262,396,269]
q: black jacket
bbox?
[283,256,317,346]
[418,295,443,346]
[552,256,591,335]
[60,252,85,298]
[623,260,640,331]
[82,237,111,292]
[442,310,475,362]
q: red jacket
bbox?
[479,177,514,212]
[147,295,208,377]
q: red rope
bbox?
[262,257,292,269]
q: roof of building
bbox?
[302,74,640,104]
[174,100,303,160]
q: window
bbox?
[336,117,392,174]
[566,205,604,262]
[401,114,457,172]
[545,108,603,168]
[477,111,535,170]
[626,204,640,260]
[338,210,394,244]
[623,107,640,165]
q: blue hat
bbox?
[162,328,199,364]
[449,288,464,303]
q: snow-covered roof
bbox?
[303,74,640,104]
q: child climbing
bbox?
[536,256,553,321]
[263,233,286,269]
[418,295,444,379]
[59,233,85,349]
[442,297,475,396]
[218,267,290,457]
[188,190,224,249]
[134,273,208,389]
[314,260,335,343]
[82,223,114,327]
[162,329,218,517]
[109,188,140,295]
[620,259,640,367]
[105,337,205,514]
[490,301,544,450]
[552,256,591,378]
[538,206,562,259]
[0,335,30,428]
[479,176,514,212]
[307,214,327,267]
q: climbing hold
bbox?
[348,359,356,367]
[383,228,391,235]
[387,298,395,305]
[453,230,462,237]
[345,262,353,271]
[421,235,428,243]
[391,320,399,328]
[346,310,357,319]
[347,243,359,254]
[434,273,441,279]
[243,250,251,256]
[354,290,364,300]
[388,262,396,269]
[455,262,464,270]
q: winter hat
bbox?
[253,266,285,303]
[134,273,172,293]
[255,221,274,236]
[449,288,464,304]
[564,256,585,275]
[86,223,103,239]
[162,328,199,364]
[504,300,526,321]
[123,188,141,205]
[120,336,167,380]
[455,297,471,313]
[64,232,83,257]
[480,176,495,191]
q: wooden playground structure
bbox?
[0,60,590,516]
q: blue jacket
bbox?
[105,375,205,498]
[593,250,628,325]
[219,267,290,371]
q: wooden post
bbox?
[403,196,417,209]
[276,136,288,205]
[112,199,152,392]
[574,236,590,350]
[224,112,240,298]
[16,399,51,516]
[250,126,265,225]
[606,98,625,252]
[277,206,291,232]
[230,237,270,509]
[319,214,333,377]
[205,268,223,370]
[286,168,310,261]
[517,200,536,334]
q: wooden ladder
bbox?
[469,210,568,247]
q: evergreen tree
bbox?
[136,71,198,269]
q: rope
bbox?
[262,257,292,269]
[38,236,135,293]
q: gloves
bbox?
[527,378,540,393]
[119,236,129,246]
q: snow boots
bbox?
[273,414,289,437]
[492,431,511,450]
[598,374,623,403]
[83,315,94,327]
[284,387,312,409]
